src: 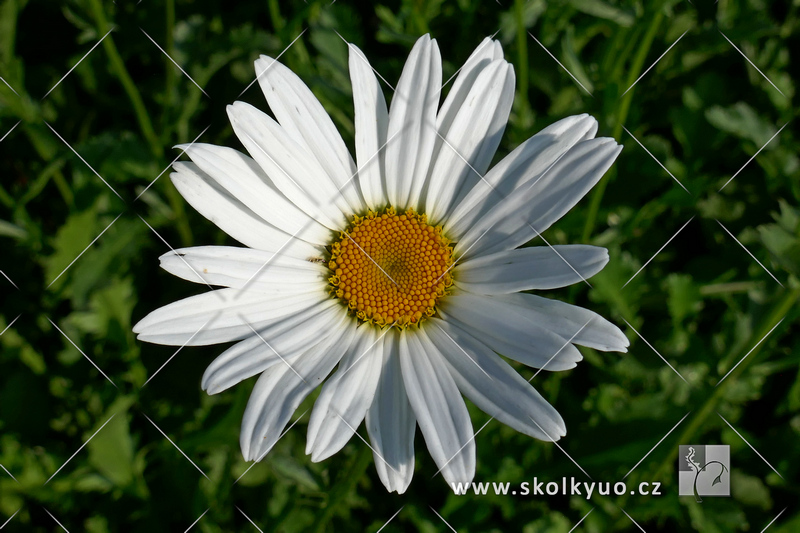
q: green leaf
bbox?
[705,102,776,147]
[567,0,634,27]
[269,455,322,491]
[758,201,800,276]
[665,273,703,324]
[86,397,137,489]
[41,208,99,291]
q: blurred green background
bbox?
[1,0,799,531]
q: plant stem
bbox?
[163,0,176,122]
[581,11,664,243]
[311,446,373,533]
[649,287,800,483]
[514,0,529,105]
[88,0,194,245]
[268,0,286,32]
[88,0,162,159]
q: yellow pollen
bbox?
[328,207,454,328]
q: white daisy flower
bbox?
[134,34,629,493]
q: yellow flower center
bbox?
[328,207,454,328]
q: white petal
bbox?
[384,35,441,209]
[158,246,327,291]
[349,44,389,211]
[254,56,362,213]
[170,162,316,254]
[438,292,583,371]
[227,101,350,229]
[425,59,515,223]
[366,330,416,493]
[202,301,344,394]
[240,312,356,461]
[454,138,621,259]
[399,329,475,487]
[132,288,326,346]
[446,114,598,238]
[455,245,609,293]
[434,38,503,137]
[306,326,385,461]
[427,318,566,440]
[493,293,629,352]
[178,143,331,245]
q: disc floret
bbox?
[328,207,454,328]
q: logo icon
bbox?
[678,445,730,501]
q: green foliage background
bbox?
[1,0,799,531]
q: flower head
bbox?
[134,34,628,493]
